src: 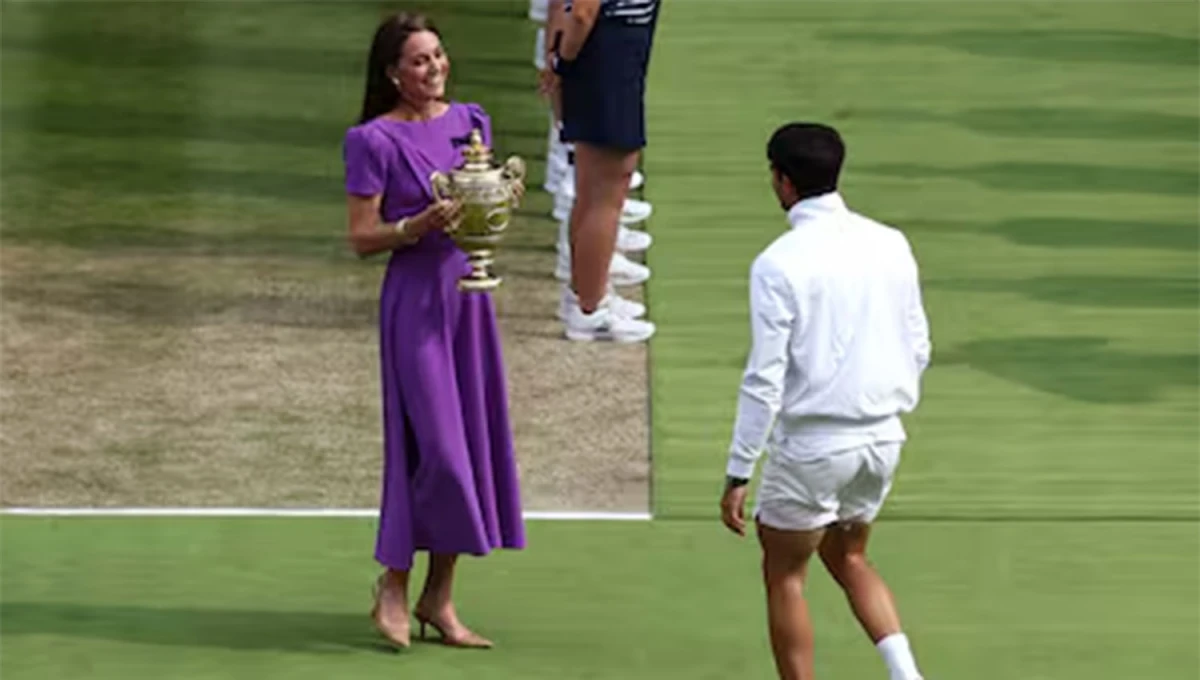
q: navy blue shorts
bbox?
[558,2,660,152]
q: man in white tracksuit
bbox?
[719,122,932,680]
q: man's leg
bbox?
[819,524,923,680]
[757,522,826,680]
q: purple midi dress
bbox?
[342,102,526,571]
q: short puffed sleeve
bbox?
[343,125,386,197]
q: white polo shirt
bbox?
[726,192,932,480]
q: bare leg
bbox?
[819,523,922,679]
[818,523,900,642]
[413,553,493,648]
[569,142,638,312]
[758,522,827,680]
[371,568,411,648]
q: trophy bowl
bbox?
[429,128,526,293]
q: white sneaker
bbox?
[552,194,653,226]
[555,247,650,287]
[620,198,653,225]
[609,251,650,285]
[616,225,652,253]
[557,284,645,320]
[544,162,566,195]
[563,296,656,343]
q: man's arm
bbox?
[906,253,931,375]
[726,257,796,481]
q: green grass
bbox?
[0,0,568,508]
[3,517,1197,679]
[0,0,554,255]
[643,0,1200,521]
[2,1,1199,679]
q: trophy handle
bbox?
[501,156,526,183]
[501,156,526,208]
[429,171,452,202]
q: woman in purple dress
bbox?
[343,12,527,650]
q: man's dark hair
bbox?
[766,123,845,200]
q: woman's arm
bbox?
[346,194,417,258]
[346,195,462,259]
[558,0,600,60]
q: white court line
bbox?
[0,507,653,521]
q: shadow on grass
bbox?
[836,106,1199,143]
[1,219,558,260]
[1,222,348,259]
[925,275,1198,309]
[856,161,1198,197]
[828,28,1199,67]
[2,28,533,84]
[901,217,1198,252]
[2,275,382,329]
[0,601,391,655]
[936,337,1198,404]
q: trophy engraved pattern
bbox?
[429,128,526,292]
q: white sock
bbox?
[876,633,922,680]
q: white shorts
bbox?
[754,441,902,532]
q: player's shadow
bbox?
[935,337,1198,404]
[827,29,1199,67]
[902,217,1198,252]
[0,601,393,655]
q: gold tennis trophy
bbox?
[430,129,526,293]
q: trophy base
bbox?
[458,249,502,293]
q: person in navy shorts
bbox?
[544,0,660,343]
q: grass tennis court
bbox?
[2,1,1198,679]
[646,1,1199,521]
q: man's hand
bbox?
[720,481,750,536]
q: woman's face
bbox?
[392,30,449,104]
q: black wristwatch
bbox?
[725,475,750,490]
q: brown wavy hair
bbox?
[357,12,441,124]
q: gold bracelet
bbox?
[392,218,419,245]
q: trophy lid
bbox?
[462,128,492,170]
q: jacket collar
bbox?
[786,191,847,228]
